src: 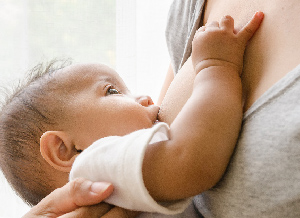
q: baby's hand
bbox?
[192,11,264,74]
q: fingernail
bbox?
[256,11,264,19]
[91,182,112,194]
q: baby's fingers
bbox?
[238,11,264,42]
[206,20,220,28]
[220,15,234,31]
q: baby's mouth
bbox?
[157,108,163,122]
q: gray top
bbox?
[166,0,300,217]
[165,0,205,75]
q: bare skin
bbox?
[134,1,300,216]
[22,178,114,218]
[27,0,300,215]
[160,0,300,123]
[25,12,263,217]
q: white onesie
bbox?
[69,122,191,215]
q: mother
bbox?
[24,0,300,217]
[158,0,300,217]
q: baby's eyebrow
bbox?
[101,76,114,83]
[97,74,128,92]
[93,76,116,93]
[98,76,116,88]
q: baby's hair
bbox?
[0,59,72,206]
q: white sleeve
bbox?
[69,122,191,214]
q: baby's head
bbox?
[0,61,159,206]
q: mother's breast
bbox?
[160,0,300,122]
[204,0,300,111]
[158,58,195,125]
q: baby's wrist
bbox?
[193,59,241,76]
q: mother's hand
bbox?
[22,178,114,218]
[22,178,140,218]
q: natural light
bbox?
[0,0,172,217]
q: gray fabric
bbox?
[166,0,300,217]
[195,64,300,217]
[165,0,205,75]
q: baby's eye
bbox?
[106,85,121,95]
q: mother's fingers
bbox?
[59,203,113,218]
[23,178,113,218]
[237,11,264,41]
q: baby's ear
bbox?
[40,131,79,172]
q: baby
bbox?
[0,13,263,214]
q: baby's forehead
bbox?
[57,63,123,87]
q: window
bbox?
[0,0,116,92]
[0,0,172,216]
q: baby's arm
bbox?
[143,12,264,201]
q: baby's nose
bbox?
[136,95,154,107]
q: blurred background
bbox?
[0,0,173,216]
